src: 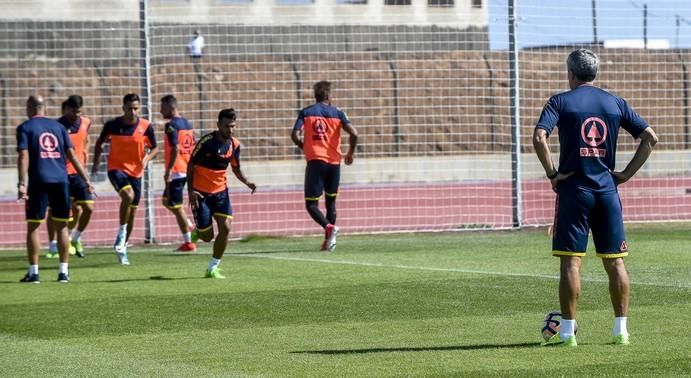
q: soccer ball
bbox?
[541,311,562,341]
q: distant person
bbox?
[46,95,94,259]
[160,94,196,252]
[17,95,94,283]
[534,48,658,347]
[187,108,256,279]
[92,93,158,265]
[291,81,358,251]
[187,29,204,59]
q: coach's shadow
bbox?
[291,342,541,355]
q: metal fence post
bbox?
[509,0,522,229]
[140,0,156,243]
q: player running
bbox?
[187,108,256,279]
[92,93,158,265]
[291,81,358,251]
[534,49,658,347]
[17,95,94,283]
[46,95,94,258]
[160,95,196,252]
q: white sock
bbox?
[29,265,39,275]
[208,258,221,271]
[183,232,192,243]
[561,319,576,338]
[613,317,628,336]
[59,263,68,275]
[71,230,82,241]
[49,240,58,253]
[118,224,127,235]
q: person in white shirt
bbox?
[187,30,204,58]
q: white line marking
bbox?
[233,253,691,289]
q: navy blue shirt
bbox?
[536,85,649,192]
[190,131,240,170]
[16,116,73,184]
[165,116,193,146]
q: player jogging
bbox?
[160,94,196,252]
[46,95,94,259]
[188,108,256,279]
[291,81,358,251]
[92,93,158,265]
[17,95,94,283]
[534,49,658,347]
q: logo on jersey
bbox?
[312,119,327,141]
[580,117,608,157]
[180,134,195,155]
[39,132,61,159]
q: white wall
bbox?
[0,0,489,27]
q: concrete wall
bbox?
[0,0,488,27]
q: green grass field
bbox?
[1,224,690,377]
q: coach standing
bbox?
[17,95,94,283]
[533,49,658,347]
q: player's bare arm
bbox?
[165,144,179,183]
[231,164,256,194]
[612,127,659,185]
[83,132,91,167]
[142,146,159,166]
[291,128,303,149]
[343,123,358,165]
[66,148,96,195]
[532,128,573,192]
[186,161,200,210]
[16,149,29,201]
[91,131,107,176]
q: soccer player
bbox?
[92,93,158,265]
[17,95,94,283]
[187,108,256,279]
[46,95,94,259]
[160,94,196,252]
[291,80,358,251]
[533,49,658,346]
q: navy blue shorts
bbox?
[163,177,187,208]
[26,182,70,223]
[304,160,340,201]
[193,189,233,231]
[108,170,142,207]
[68,174,94,203]
[552,184,628,258]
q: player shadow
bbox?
[0,275,199,284]
[291,342,541,355]
[96,275,200,283]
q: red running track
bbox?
[0,177,689,248]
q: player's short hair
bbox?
[123,93,140,105]
[313,81,331,102]
[566,49,599,82]
[160,94,177,108]
[218,108,237,122]
[62,94,83,110]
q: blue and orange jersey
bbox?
[190,131,240,194]
[293,102,350,165]
[57,115,91,175]
[16,116,73,184]
[99,116,156,178]
[536,84,649,192]
[164,116,195,177]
